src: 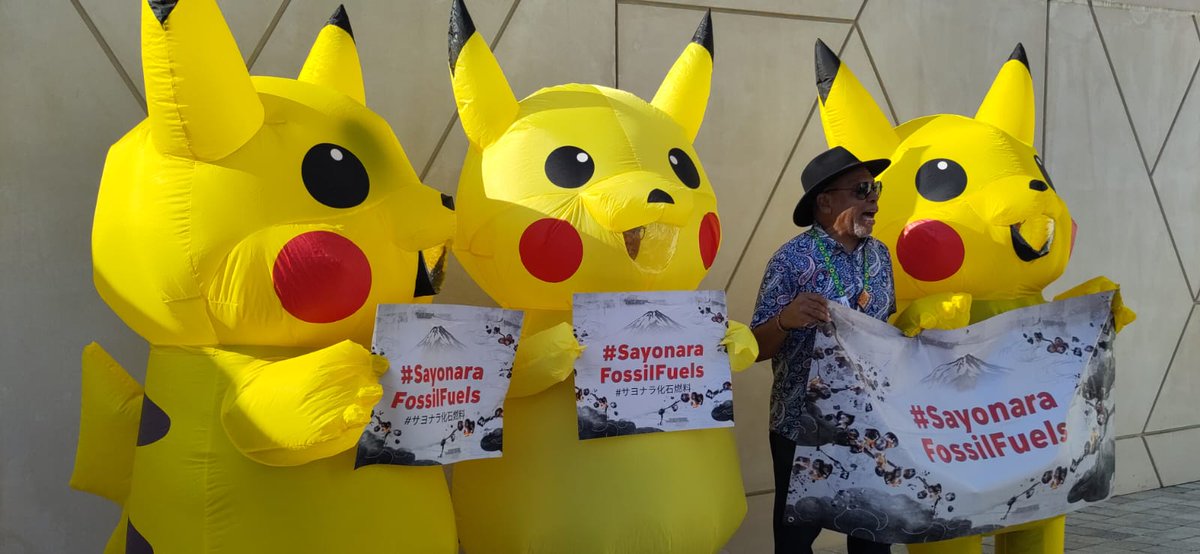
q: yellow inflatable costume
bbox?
[812,40,1134,553]
[70,2,457,552]
[444,2,757,552]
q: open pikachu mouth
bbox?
[622,222,680,273]
[1010,216,1055,261]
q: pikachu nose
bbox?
[1029,180,1048,192]
[647,189,675,204]
[441,193,456,210]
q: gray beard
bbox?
[852,221,872,238]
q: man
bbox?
[751,146,896,554]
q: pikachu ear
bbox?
[975,44,1036,146]
[813,39,897,159]
[298,5,366,104]
[141,0,263,161]
[651,10,714,142]
[448,0,518,149]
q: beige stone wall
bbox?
[3,1,1199,552]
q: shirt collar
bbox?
[809,222,870,255]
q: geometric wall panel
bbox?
[638,0,863,20]
[1150,52,1200,300]
[1093,4,1200,170]
[1145,306,1199,432]
[858,0,1047,144]
[1146,427,1200,486]
[1,2,151,553]
[1044,0,1191,437]
[1113,438,1162,495]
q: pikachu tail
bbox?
[70,342,143,506]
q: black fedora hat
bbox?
[793,146,890,227]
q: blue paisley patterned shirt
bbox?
[751,224,896,441]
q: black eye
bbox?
[669,148,701,189]
[1034,155,1056,191]
[545,146,594,188]
[915,158,967,201]
[301,143,369,208]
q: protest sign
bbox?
[356,304,522,466]
[573,290,734,440]
[786,293,1116,543]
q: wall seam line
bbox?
[721,13,863,293]
[421,0,524,182]
[69,0,147,113]
[1089,0,1195,297]
[1140,306,1194,434]
[246,0,292,71]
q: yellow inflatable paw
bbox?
[894,292,973,336]
[220,340,386,467]
[508,322,584,398]
[1052,276,1135,333]
[721,320,758,371]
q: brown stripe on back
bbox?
[126,519,154,554]
[136,395,170,446]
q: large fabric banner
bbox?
[786,293,1116,543]
[356,304,522,467]
[573,290,735,439]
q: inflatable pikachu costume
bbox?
[811,40,1134,554]
[444,2,757,552]
[69,2,457,552]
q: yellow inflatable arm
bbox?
[219,340,386,467]
[70,343,143,505]
[721,320,758,372]
[893,292,974,337]
[1053,276,1136,333]
[507,322,584,398]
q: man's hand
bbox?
[778,293,830,330]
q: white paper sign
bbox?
[572,290,734,440]
[355,304,522,466]
[785,293,1116,544]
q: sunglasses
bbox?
[824,180,883,200]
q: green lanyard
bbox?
[810,229,870,303]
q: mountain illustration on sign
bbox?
[623,310,682,331]
[922,355,1010,390]
[416,325,466,352]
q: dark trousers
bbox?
[770,431,891,554]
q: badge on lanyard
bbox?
[857,290,871,310]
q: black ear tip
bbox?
[814,39,841,102]
[691,9,714,57]
[328,4,354,40]
[449,0,478,73]
[1009,43,1030,69]
[148,0,179,25]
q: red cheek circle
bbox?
[519,218,583,283]
[699,212,721,269]
[272,231,372,324]
[896,219,965,282]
